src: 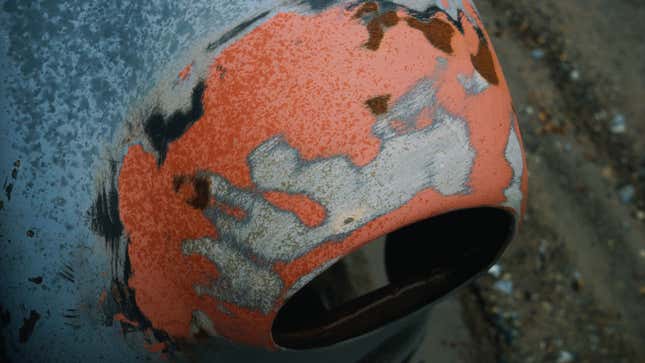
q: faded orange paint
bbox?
[118,2,519,348]
[114,313,140,328]
[144,342,167,353]
[178,62,193,80]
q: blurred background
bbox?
[412,0,645,362]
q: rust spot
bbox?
[364,12,400,51]
[471,40,499,85]
[353,2,378,19]
[173,174,211,210]
[365,18,384,50]
[173,175,187,192]
[406,17,454,54]
[379,11,399,27]
[365,95,391,115]
[188,176,211,210]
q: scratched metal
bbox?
[0,0,521,361]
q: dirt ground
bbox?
[413,1,645,362]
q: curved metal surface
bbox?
[0,0,525,361]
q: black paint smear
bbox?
[89,160,123,269]
[144,81,206,164]
[18,310,40,343]
[300,0,336,11]
[4,182,12,200]
[102,253,175,354]
[0,305,9,363]
[0,306,9,326]
[28,276,43,284]
[58,263,75,284]
[206,11,270,51]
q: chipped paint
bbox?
[503,114,525,214]
[114,1,523,348]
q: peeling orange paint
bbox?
[178,62,193,80]
[114,313,140,328]
[117,2,519,349]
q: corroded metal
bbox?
[0,0,526,361]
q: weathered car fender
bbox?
[0,0,526,361]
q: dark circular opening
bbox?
[272,207,515,349]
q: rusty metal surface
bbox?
[0,0,523,361]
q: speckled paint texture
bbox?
[0,0,526,361]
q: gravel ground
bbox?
[415,1,645,362]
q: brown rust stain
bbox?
[364,11,400,51]
[188,176,211,210]
[365,18,384,50]
[173,174,211,210]
[365,95,391,115]
[353,2,378,18]
[379,11,399,27]
[471,40,499,85]
[405,17,455,54]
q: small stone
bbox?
[494,280,513,295]
[639,249,645,258]
[609,114,626,134]
[636,210,645,221]
[525,105,535,115]
[541,301,553,313]
[570,69,580,81]
[572,271,583,292]
[531,48,545,60]
[593,110,608,121]
[617,184,635,204]
[640,286,645,296]
[488,264,502,278]
[557,350,574,363]
[601,166,614,180]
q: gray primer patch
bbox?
[182,79,476,312]
[184,237,283,314]
[190,310,219,337]
[502,115,523,215]
[457,70,489,95]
